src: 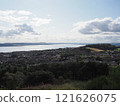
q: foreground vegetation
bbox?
[0,61,120,90]
[0,62,108,89]
[20,66,120,90]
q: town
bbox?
[0,44,120,66]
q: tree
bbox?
[26,71,54,86]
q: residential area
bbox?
[0,44,120,67]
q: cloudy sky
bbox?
[0,0,120,43]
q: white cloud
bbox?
[17,10,32,15]
[0,10,51,26]
[0,10,16,15]
[1,10,120,43]
[31,18,52,26]
[0,10,51,39]
[73,17,120,35]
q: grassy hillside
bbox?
[86,44,116,50]
[86,47,104,52]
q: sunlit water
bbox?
[0,44,84,53]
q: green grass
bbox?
[86,47,104,52]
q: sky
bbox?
[0,0,120,43]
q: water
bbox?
[0,44,84,53]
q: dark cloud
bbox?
[111,23,120,32]
[75,17,120,35]
[0,24,40,36]
[15,24,34,33]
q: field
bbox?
[86,47,104,52]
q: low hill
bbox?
[86,44,116,50]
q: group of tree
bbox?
[0,61,109,89]
[86,66,120,90]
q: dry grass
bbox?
[20,81,87,90]
[86,47,104,52]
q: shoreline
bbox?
[0,44,84,53]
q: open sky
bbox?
[0,0,120,43]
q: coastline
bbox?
[0,44,84,53]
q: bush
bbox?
[86,67,120,90]
[3,72,17,89]
[26,71,54,86]
[107,67,120,89]
[86,76,108,90]
[2,71,25,89]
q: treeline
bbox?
[0,62,108,89]
[86,44,116,50]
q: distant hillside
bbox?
[112,43,120,46]
[86,44,117,50]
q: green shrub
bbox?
[26,71,54,86]
[107,67,120,89]
[86,67,120,90]
[86,76,108,90]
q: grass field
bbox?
[86,47,104,52]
